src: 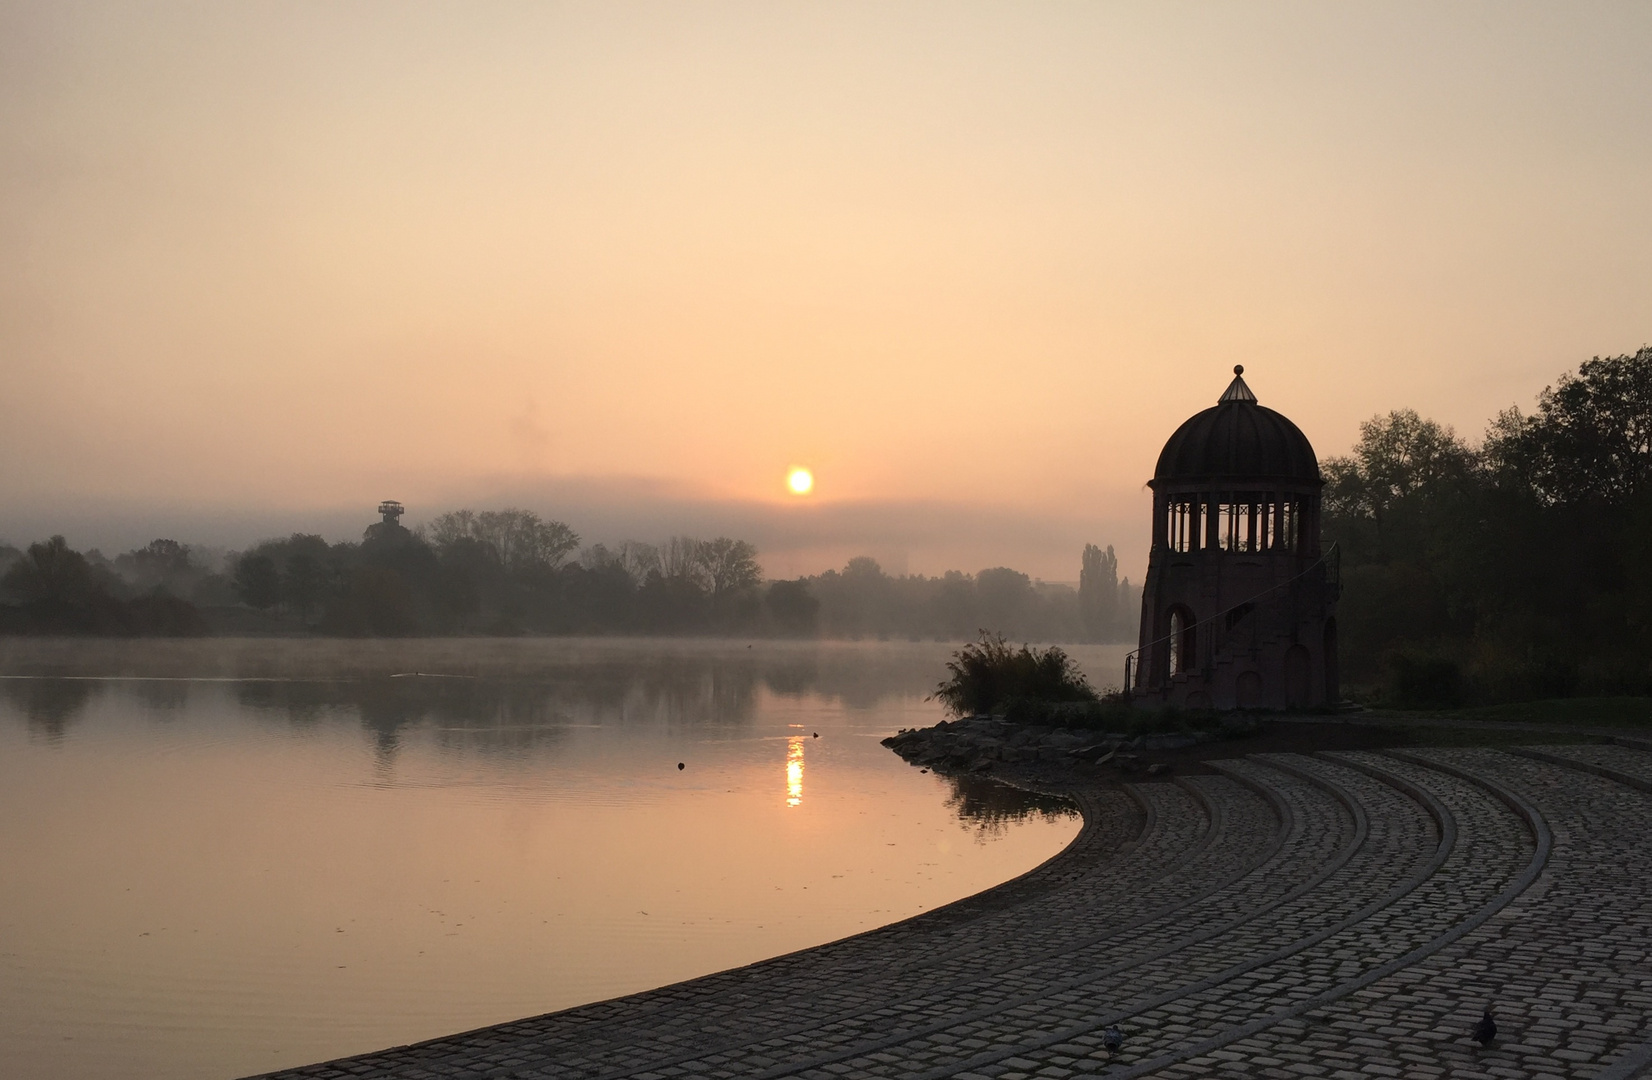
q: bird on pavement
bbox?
[1103,1026,1123,1051]
[1472,1010,1497,1046]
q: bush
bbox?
[1385,652,1464,708]
[930,632,1097,717]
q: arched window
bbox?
[1168,606,1196,675]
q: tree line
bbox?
[18,343,1641,701]
[1323,346,1652,705]
[0,508,1139,642]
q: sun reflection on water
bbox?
[786,736,804,806]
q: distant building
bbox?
[364,500,413,547]
[1128,367,1339,709]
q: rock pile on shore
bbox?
[881,713,1260,778]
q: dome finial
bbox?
[1219,366,1257,403]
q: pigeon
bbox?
[1103,1026,1123,1051]
[1472,1010,1496,1046]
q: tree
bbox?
[617,540,662,584]
[233,554,282,610]
[284,552,326,622]
[819,557,895,637]
[976,567,1034,637]
[929,570,978,640]
[697,537,762,599]
[660,535,708,587]
[325,565,420,636]
[115,539,194,593]
[1323,409,1476,523]
[1483,346,1652,505]
[764,579,819,636]
[426,508,580,571]
[1078,543,1120,641]
[1,536,96,604]
[425,509,480,549]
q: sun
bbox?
[786,467,814,495]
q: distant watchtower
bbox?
[378,501,405,526]
[1127,367,1339,710]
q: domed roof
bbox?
[1152,367,1320,485]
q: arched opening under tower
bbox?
[1167,605,1196,676]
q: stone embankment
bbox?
[879,714,1261,779]
[252,732,1652,1080]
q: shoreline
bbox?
[247,714,1652,1080]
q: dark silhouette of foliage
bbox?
[0,535,206,636]
[1483,347,1652,506]
[1324,346,1652,703]
[426,508,580,571]
[2,512,1130,643]
[764,578,819,636]
[697,537,762,600]
[1079,543,1126,641]
[233,554,282,610]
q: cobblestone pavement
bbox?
[250,745,1652,1080]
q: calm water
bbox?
[0,639,1119,1080]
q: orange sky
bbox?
[2,3,1648,579]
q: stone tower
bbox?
[1128,367,1339,709]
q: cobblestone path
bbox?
[251,744,1652,1080]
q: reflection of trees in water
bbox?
[355,682,423,767]
[560,649,934,714]
[760,652,931,709]
[594,657,758,730]
[1,678,100,744]
[193,642,1119,765]
[408,663,761,740]
[760,655,821,696]
[226,660,772,763]
[942,774,1077,837]
[236,681,345,727]
[421,681,571,757]
[131,679,190,716]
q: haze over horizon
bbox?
[4,2,1649,580]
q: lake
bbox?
[0,638,1127,1080]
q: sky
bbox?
[3,2,1649,580]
